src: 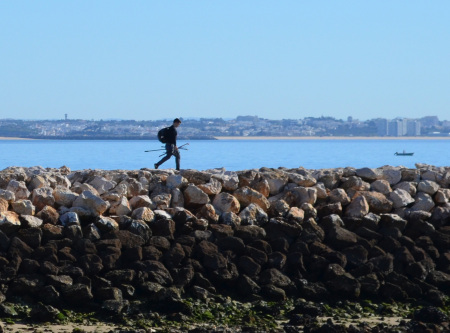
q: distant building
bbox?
[374,118,389,136]
[388,120,403,136]
[406,120,421,136]
[420,116,439,127]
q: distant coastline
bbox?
[214,136,450,140]
[2,135,450,141]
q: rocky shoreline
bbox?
[0,164,449,332]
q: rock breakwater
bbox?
[0,164,449,322]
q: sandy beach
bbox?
[214,136,450,140]
[0,137,36,140]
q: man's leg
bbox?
[174,150,180,170]
[155,145,173,168]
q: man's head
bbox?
[173,118,182,127]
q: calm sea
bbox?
[1,139,449,171]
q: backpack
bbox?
[157,127,170,143]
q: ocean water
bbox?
[1,139,449,171]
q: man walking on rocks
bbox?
[154,118,182,171]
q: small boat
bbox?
[395,150,414,156]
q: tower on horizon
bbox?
[65,114,68,121]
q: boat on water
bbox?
[395,150,414,156]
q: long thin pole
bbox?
[145,142,190,153]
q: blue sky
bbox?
[1,1,449,121]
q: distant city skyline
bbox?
[1,1,450,121]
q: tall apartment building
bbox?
[375,118,422,136]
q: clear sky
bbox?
[1,1,449,121]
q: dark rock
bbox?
[234,225,266,243]
[325,226,358,250]
[342,245,368,268]
[104,269,136,285]
[379,282,408,301]
[61,283,93,304]
[30,303,60,322]
[414,306,449,323]
[216,236,245,255]
[78,254,103,275]
[358,273,380,296]
[324,264,360,298]
[237,275,261,297]
[267,252,287,270]
[117,230,145,249]
[132,260,173,286]
[238,255,261,277]
[246,246,268,266]
[261,284,286,301]
[148,236,171,251]
[164,243,186,269]
[17,228,42,249]
[149,219,176,239]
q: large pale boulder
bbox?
[370,180,392,195]
[95,216,119,232]
[411,192,435,212]
[0,211,21,233]
[20,215,43,228]
[179,169,211,185]
[261,171,289,195]
[89,176,117,195]
[287,173,317,187]
[198,178,222,195]
[131,207,155,222]
[417,180,440,195]
[109,196,132,216]
[0,198,8,213]
[11,200,35,216]
[184,185,210,207]
[380,168,402,185]
[356,168,380,182]
[129,195,155,210]
[401,169,420,182]
[213,192,240,214]
[0,189,15,203]
[32,187,55,212]
[170,188,185,208]
[289,187,317,207]
[313,183,328,199]
[122,178,147,197]
[71,182,100,196]
[210,170,239,192]
[286,207,305,223]
[329,188,351,206]
[353,191,393,214]
[393,181,417,197]
[341,177,370,193]
[72,190,109,216]
[6,180,30,200]
[239,203,269,226]
[233,186,270,212]
[53,186,78,208]
[60,212,80,227]
[345,196,369,218]
[165,174,188,189]
[388,188,415,208]
[435,189,450,205]
[251,179,270,198]
[152,193,172,209]
[28,175,50,191]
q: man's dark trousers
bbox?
[156,144,180,170]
